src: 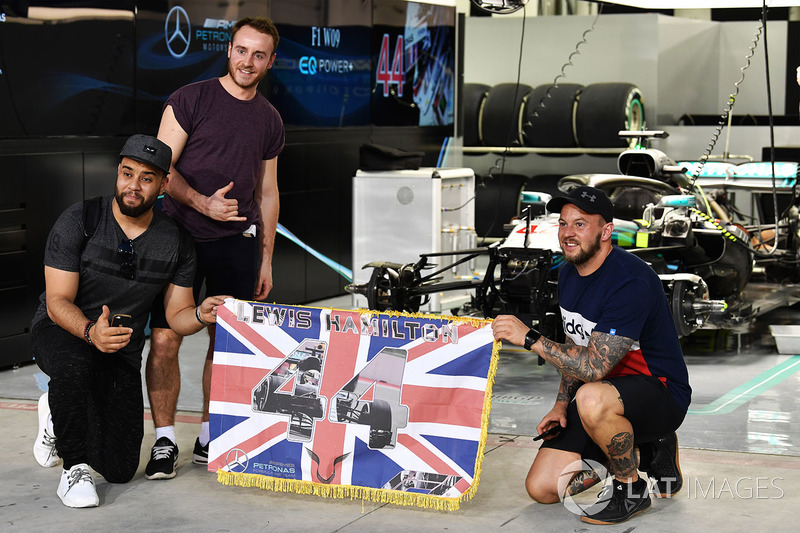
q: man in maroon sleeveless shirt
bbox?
[144,17,285,480]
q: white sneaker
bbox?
[57,463,99,508]
[33,392,61,467]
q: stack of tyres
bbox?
[471,82,645,149]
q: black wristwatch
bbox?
[524,328,542,351]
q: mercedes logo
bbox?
[225,448,249,473]
[165,6,191,59]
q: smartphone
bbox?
[110,313,132,328]
[532,425,562,442]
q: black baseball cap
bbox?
[119,134,172,175]
[546,186,614,223]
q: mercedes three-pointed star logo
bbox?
[165,6,191,59]
[225,448,249,473]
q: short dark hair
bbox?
[232,17,279,52]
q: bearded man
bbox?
[492,186,690,525]
[31,134,228,507]
[143,16,285,479]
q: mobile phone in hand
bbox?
[110,313,132,328]
[532,425,562,441]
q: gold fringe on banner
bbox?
[218,304,501,511]
[217,470,466,511]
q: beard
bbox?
[562,232,602,266]
[115,187,158,218]
[228,60,267,90]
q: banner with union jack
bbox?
[208,300,498,510]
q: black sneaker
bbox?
[641,432,682,497]
[144,437,178,480]
[580,478,651,525]
[192,438,208,465]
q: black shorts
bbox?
[150,233,259,329]
[540,375,686,461]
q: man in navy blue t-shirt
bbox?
[493,185,690,525]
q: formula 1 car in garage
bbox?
[346,143,800,340]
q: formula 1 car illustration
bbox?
[252,339,326,442]
[383,470,462,496]
[347,138,800,338]
[331,380,395,449]
[328,347,409,449]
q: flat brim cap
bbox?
[545,185,614,222]
[119,134,172,175]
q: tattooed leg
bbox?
[566,468,603,496]
[606,431,638,479]
[575,381,640,482]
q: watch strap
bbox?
[524,328,541,351]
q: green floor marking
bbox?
[687,355,800,415]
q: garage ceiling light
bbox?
[599,1,800,8]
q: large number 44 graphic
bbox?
[251,339,327,443]
[376,34,404,97]
[252,341,409,449]
[329,347,409,449]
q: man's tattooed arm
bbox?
[536,331,634,382]
[554,337,582,404]
[555,375,584,404]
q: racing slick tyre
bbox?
[575,83,645,148]
[480,83,533,148]
[252,374,281,412]
[366,399,393,449]
[463,83,490,146]
[522,83,583,148]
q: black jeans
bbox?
[32,318,143,482]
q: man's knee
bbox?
[49,359,93,389]
[525,448,580,504]
[525,475,561,504]
[101,461,138,484]
[149,328,182,358]
[575,382,619,426]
